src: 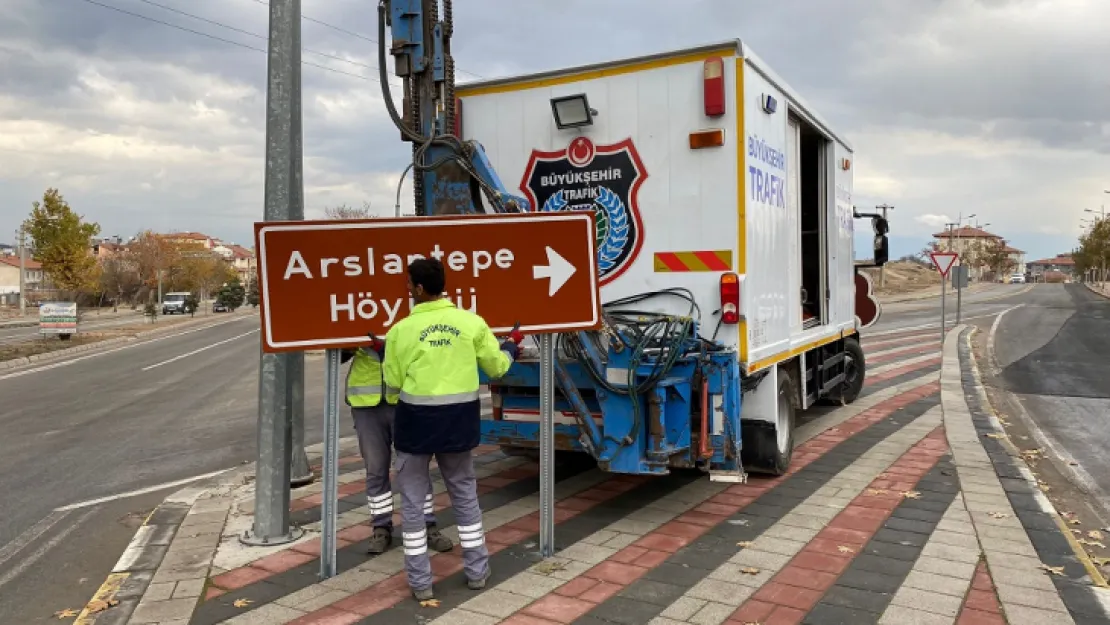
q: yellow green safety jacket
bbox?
[344,347,398,408]
[384,298,514,454]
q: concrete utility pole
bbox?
[876,204,893,287]
[242,0,305,547]
[17,226,26,316]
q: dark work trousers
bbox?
[351,404,437,529]
[395,450,489,591]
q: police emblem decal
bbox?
[521,137,648,286]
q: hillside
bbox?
[860,260,940,296]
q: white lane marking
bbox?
[141,329,259,371]
[0,510,70,571]
[55,469,234,511]
[863,310,1012,337]
[0,508,97,591]
[987,304,1023,374]
[0,316,254,382]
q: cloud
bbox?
[915,214,952,230]
[0,0,1106,264]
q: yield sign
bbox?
[929,252,959,278]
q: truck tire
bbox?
[742,373,795,476]
[827,338,865,405]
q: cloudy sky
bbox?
[1,0,1106,262]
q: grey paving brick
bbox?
[129,599,199,624]
[687,578,752,606]
[659,596,706,621]
[822,585,891,613]
[988,565,1059,591]
[590,597,679,625]
[689,601,735,625]
[495,571,566,598]
[458,589,534,618]
[878,604,956,625]
[807,602,883,625]
[220,603,305,624]
[996,582,1070,611]
[618,579,688,607]
[170,578,204,599]
[918,541,981,563]
[902,570,971,597]
[890,587,963,617]
[143,582,176,602]
[1000,604,1073,625]
[429,608,500,625]
[275,584,353,611]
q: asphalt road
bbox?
[0,313,329,623]
[862,282,1031,336]
[0,309,221,345]
[991,283,1110,520]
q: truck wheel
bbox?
[742,373,795,476]
[828,338,865,405]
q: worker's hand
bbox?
[367,332,385,357]
[508,327,525,345]
[500,339,520,361]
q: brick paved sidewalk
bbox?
[77,327,1110,624]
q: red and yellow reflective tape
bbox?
[653,250,733,272]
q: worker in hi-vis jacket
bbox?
[383,258,523,601]
[341,337,454,556]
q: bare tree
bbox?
[324,201,374,220]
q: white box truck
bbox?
[460,40,888,477]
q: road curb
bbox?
[1084,283,1110,300]
[74,464,259,625]
[949,325,1110,622]
[0,311,257,371]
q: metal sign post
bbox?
[319,348,340,578]
[952,265,969,325]
[929,252,959,343]
[538,334,556,557]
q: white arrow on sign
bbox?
[532,246,577,296]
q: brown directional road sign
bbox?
[254,211,601,353]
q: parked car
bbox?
[1009,273,1026,284]
[161,292,190,315]
[212,301,229,313]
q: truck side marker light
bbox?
[689,129,725,149]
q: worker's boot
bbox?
[412,586,435,602]
[427,526,454,553]
[367,527,392,555]
[467,567,492,590]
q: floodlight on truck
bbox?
[550,94,596,129]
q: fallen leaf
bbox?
[740,567,761,575]
[1089,530,1104,541]
[837,545,854,554]
[988,512,1009,519]
[902,491,922,499]
[233,599,253,608]
[1069,461,1079,466]
[1079,540,1107,549]
[1073,529,1084,535]
[727,519,750,526]
[86,599,118,614]
[985,433,1005,439]
[1070,519,1083,525]
[737,541,754,548]
[865,488,889,496]
[419,599,441,608]
[1093,557,1110,567]
[1040,564,1065,576]
[53,609,78,619]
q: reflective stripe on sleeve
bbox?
[347,385,382,396]
[457,522,485,549]
[398,390,481,406]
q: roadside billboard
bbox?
[39,302,78,335]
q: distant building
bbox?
[1002,245,1025,274]
[1028,254,1074,277]
[0,256,44,296]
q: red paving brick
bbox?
[729,426,948,623]
[250,548,317,573]
[203,586,226,601]
[286,606,363,625]
[500,614,563,625]
[209,566,271,590]
[958,561,1005,619]
[522,594,596,623]
[957,609,1007,625]
[553,576,599,598]
[583,561,649,585]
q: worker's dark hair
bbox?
[408,258,445,296]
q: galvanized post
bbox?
[287,7,313,487]
[538,334,556,557]
[940,273,946,344]
[242,0,304,547]
[955,268,963,325]
[320,348,340,578]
